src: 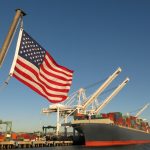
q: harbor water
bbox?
[15,144,150,150]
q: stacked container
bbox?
[0,134,5,142]
[107,112,115,121]
[11,132,17,140]
[130,116,137,128]
[101,113,108,119]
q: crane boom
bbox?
[94,77,129,114]
[82,67,122,110]
[135,103,150,117]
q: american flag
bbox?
[12,29,74,103]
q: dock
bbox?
[0,140,73,149]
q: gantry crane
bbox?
[135,103,150,117]
[0,120,12,139]
[94,78,129,114]
[42,67,124,135]
[0,120,12,133]
[81,67,122,111]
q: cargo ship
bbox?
[43,68,150,147]
[72,112,150,146]
[70,68,150,146]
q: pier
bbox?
[0,140,73,149]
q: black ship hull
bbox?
[72,122,150,146]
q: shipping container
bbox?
[0,134,5,142]
[101,113,108,118]
[11,133,17,140]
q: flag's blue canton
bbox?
[19,31,46,69]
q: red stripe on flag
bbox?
[16,58,72,88]
[40,63,72,82]
[46,52,74,74]
[39,72,72,87]
[13,57,72,102]
[13,74,67,103]
[14,66,69,94]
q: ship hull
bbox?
[72,123,150,146]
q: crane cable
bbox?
[83,77,107,90]
[84,77,118,96]
[66,76,118,104]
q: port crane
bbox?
[0,120,12,139]
[135,103,150,117]
[80,67,122,111]
[42,67,123,135]
[94,78,129,114]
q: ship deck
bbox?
[71,119,150,134]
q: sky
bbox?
[0,0,150,132]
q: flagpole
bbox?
[0,9,26,68]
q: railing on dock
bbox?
[0,140,73,149]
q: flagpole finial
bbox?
[15,9,26,16]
